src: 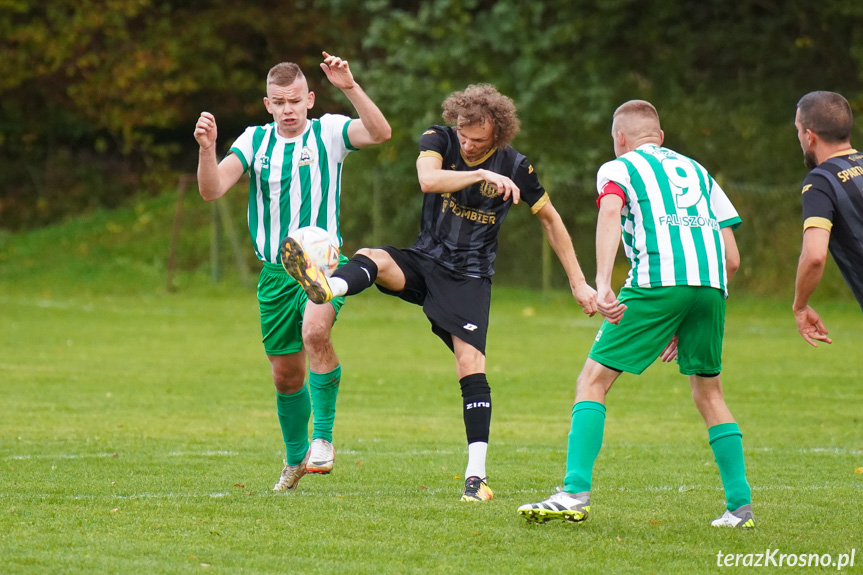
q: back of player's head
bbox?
[442,84,521,149]
[267,62,306,88]
[797,91,853,143]
[612,100,662,140]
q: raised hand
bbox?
[320,51,356,91]
[194,111,218,150]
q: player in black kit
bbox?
[282,84,597,501]
[793,91,863,347]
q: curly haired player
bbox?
[282,84,597,501]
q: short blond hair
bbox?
[612,100,661,139]
[267,62,305,87]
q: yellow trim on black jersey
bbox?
[530,192,550,215]
[828,148,858,159]
[418,150,444,162]
[801,184,812,194]
[460,147,497,167]
[803,216,833,232]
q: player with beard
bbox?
[793,91,863,346]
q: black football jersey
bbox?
[409,125,549,277]
[801,149,863,309]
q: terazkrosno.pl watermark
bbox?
[717,549,856,570]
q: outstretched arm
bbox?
[792,227,832,347]
[535,201,597,315]
[194,111,244,201]
[319,51,391,148]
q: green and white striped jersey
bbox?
[229,114,357,263]
[596,144,741,293]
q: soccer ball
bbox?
[287,226,340,277]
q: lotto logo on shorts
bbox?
[463,323,478,332]
[594,328,603,342]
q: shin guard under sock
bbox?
[276,385,311,465]
[563,401,606,494]
[460,373,492,444]
[709,422,751,510]
[309,365,341,442]
[331,254,379,296]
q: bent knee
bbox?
[302,323,332,348]
[356,247,394,268]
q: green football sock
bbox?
[563,401,606,494]
[276,385,311,465]
[709,422,751,510]
[309,365,341,442]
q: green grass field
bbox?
[1,199,862,574]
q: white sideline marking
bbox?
[53,492,234,500]
[802,447,862,455]
[748,446,862,456]
[167,451,238,457]
[338,449,458,456]
[112,492,232,499]
[5,453,118,460]
[6,446,857,464]
[604,484,862,493]
[5,451,239,460]
[0,482,859,502]
[9,447,855,461]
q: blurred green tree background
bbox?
[2,0,862,296]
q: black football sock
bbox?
[331,254,379,295]
[460,373,492,444]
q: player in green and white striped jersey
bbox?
[596,140,741,294]
[230,112,356,263]
[520,101,754,529]
[194,52,391,491]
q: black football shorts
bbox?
[376,247,491,355]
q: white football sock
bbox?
[329,276,348,297]
[464,441,488,479]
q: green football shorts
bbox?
[257,259,347,355]
[589,286,725,376]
